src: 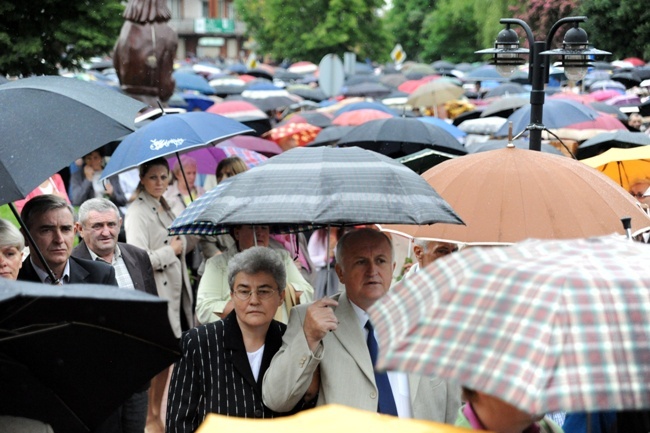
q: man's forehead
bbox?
[87,210,119,223]
[35,208,74,224]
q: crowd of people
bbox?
[3,125,649,433]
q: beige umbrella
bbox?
[406,79,464,109]
[382,145,650,245]
[196,404,465,433]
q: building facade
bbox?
[167,0,246,61]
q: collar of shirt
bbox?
[87,243,121,265]
[30,256,71,284]
[462,403,540,433]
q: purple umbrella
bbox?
[169,146,268,175]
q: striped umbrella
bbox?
[168,146,463,236]
[369,235,650,414]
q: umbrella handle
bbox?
[9,203,60,284]
[174,152,195,203]
[620,216,632,240]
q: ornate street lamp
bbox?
[476,17,610,151]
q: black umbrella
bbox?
[308,126,356,147]
[286,87,327,102]
[396,148,459,174]
[278,111,333,128]
[337,117,466,157]
[468,139,563,155]
[343,82,392,98]
[0,280,179,433]
[589,102,628,122]
[483,83,528,98]
[480,96,529,118]
[0,76,146,205]
[578,131,650,159]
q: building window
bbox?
[167,0,182,18]
[202,0,210,18]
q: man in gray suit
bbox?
[73,198,158,433]
[263,228,460,421]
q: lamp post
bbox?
[476,17,610,151]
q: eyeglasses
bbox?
[630,192,645,199]
[232,288,278,301]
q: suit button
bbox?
[370,391,377,399]
[164,240,168,244]
[254,409,263,417]
[163,281,167,285]
[299,356,307,367]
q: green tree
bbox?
[0,0,125,76]
[235,0,389,63]
[579,0,650,60]
[419,0,480,63]
[384,0,436,62]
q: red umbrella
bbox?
[262,123,321,150]
[624,57,646,67]
[207,101,269,121]
[397,79,428,94]
[332,108,393,126]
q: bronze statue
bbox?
[113,0,178,106]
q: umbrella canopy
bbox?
[578,130,650,159]
[168,146,463,236]
[589,79,627,92]
[0,76,146,205]
[172,71,215,94]
[217,135,283,157]
[262,123,321,150]
[368,236,650,414]
[286,86,328,102]
[207,101,269,122]
[333,101,397,116]
[342,82,392,98]
[307,126,356,147]
[468,139,563,155]
[196,404,464,433]
[0,279,179,433]
[480,96,529,118]
[380,73,408,89]
[332,109,394,126]
[288,61,318,75]
[457,116,507,135]
[382,147,650,245]
[494,99,602,137]
[279,111,333,128]
[580,146,650,190]
[170,146,268,174]
[101,112,253,180]
[415,117,466,139]
[407,80,464,107]
[395,148,459,175]
[336,117,466,157]
[482,83,528,98]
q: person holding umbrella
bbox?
[70,150,127,209]
[124,157,195,433]
[166,247,316,432]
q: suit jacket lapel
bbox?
[260,321,283,386]
[223,313,259,392]
[331,292,376,384]
[68,257,90,284]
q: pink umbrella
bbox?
[207,101,268,121]
[170,146,268,175]
[567,114,628,131]
[590,89,625,102]
[605,94,642,107]
[216,135,283,157]
[332,108,393,126]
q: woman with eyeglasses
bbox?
[166,247,316,432]
[628,178,650,209]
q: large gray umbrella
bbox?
[168,146,464,236]
[578,130,650,159]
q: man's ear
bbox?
[74,222,81,235]
[334,263,344,283]
[413,245,423,261]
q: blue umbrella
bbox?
[334,101,398,116]
[416,117,466,139]
[494,99,601,138]
[101,112,253,180]
[172,71,215,94]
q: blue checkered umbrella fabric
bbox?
[168,146,463,236]
[369,236,650,414]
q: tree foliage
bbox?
[510,0,580,47]
[0,0,125,76]
[234,0,389,63]
[384,0,437,62]
[579,0,650,60]
[419,0,480,63]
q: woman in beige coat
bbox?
[124,157,193,433]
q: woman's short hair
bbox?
[0,218,25,250]
[227,246,286,292]
[216,156,248,182]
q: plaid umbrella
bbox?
[168,146,463,236]
[368,236,650,415]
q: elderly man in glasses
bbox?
[401,238,459,280]
[166,247,315,432]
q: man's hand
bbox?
[303,298,339,352]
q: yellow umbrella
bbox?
[407,79,464,109]
[580,146,650,190]
[196,405,465,433]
